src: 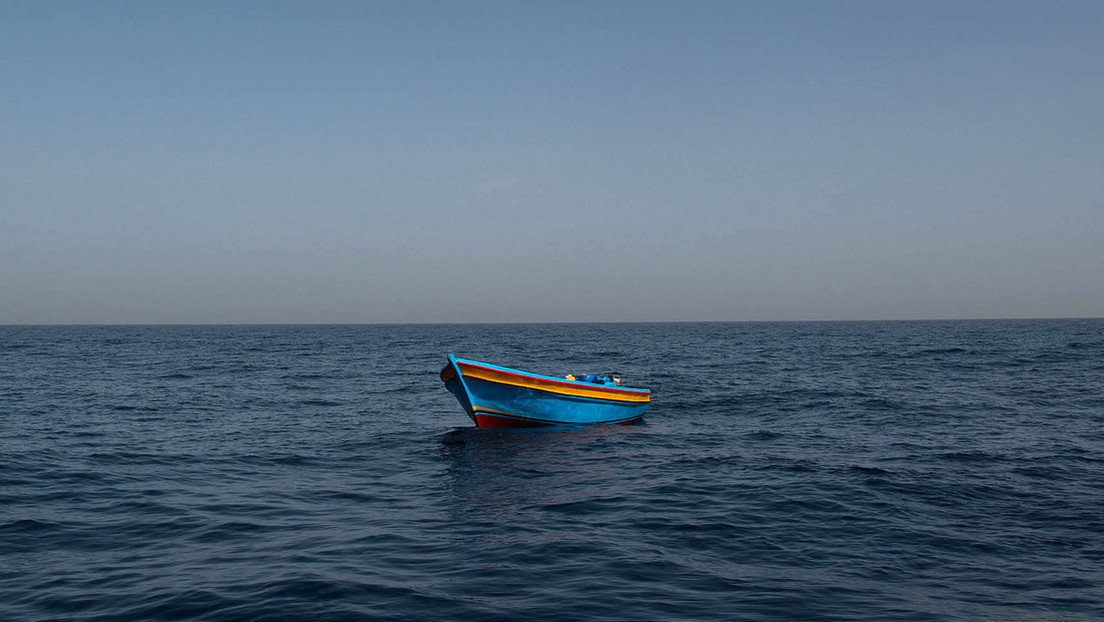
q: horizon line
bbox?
[2,316,1102,327]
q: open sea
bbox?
[1,321,1102,621]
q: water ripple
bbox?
[1,322,1102,620]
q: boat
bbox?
[440,354,651,427]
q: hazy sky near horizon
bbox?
[2,1,1102,323]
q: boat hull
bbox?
[440,355,650,428]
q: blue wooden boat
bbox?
[440,354,651,427]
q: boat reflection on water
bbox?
[436,424,645,531]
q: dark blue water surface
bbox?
[2,321,1103,621]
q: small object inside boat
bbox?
[566,373,622,386]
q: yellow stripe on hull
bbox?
[458,362,651,403]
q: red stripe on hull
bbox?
[472,412,645,428]
[473,413,549,428]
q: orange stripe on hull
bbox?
[457,362,650,403]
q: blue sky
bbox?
[2,1,1101,323]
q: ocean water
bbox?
[1,321,1102,621]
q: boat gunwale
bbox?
[451,356,651,398]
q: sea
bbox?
[1,321,1102,621]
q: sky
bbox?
[2,1,1102,323]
